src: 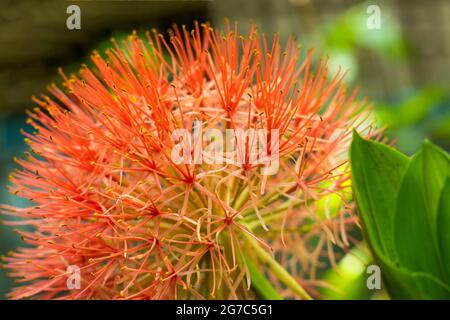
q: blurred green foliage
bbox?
[321,2,408,83]
[308,1,450,155]
[376,88,450,154]
[0,116,30,299]
[321,246,374,300]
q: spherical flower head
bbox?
[1,21,378,300]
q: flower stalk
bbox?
[242,230,313,300]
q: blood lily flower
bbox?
[1,22,377,300]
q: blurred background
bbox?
[1,0,449,299]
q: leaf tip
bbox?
[352,128,362,140]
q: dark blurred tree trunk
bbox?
[0,0,209,115]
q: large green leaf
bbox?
[394,141,450,297]
[350,130,409,261]
[351,134,450,299]
[380,257,450,299]
[377,256,421,299]
[437,178,450,281]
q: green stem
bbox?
[243,232,313,300]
